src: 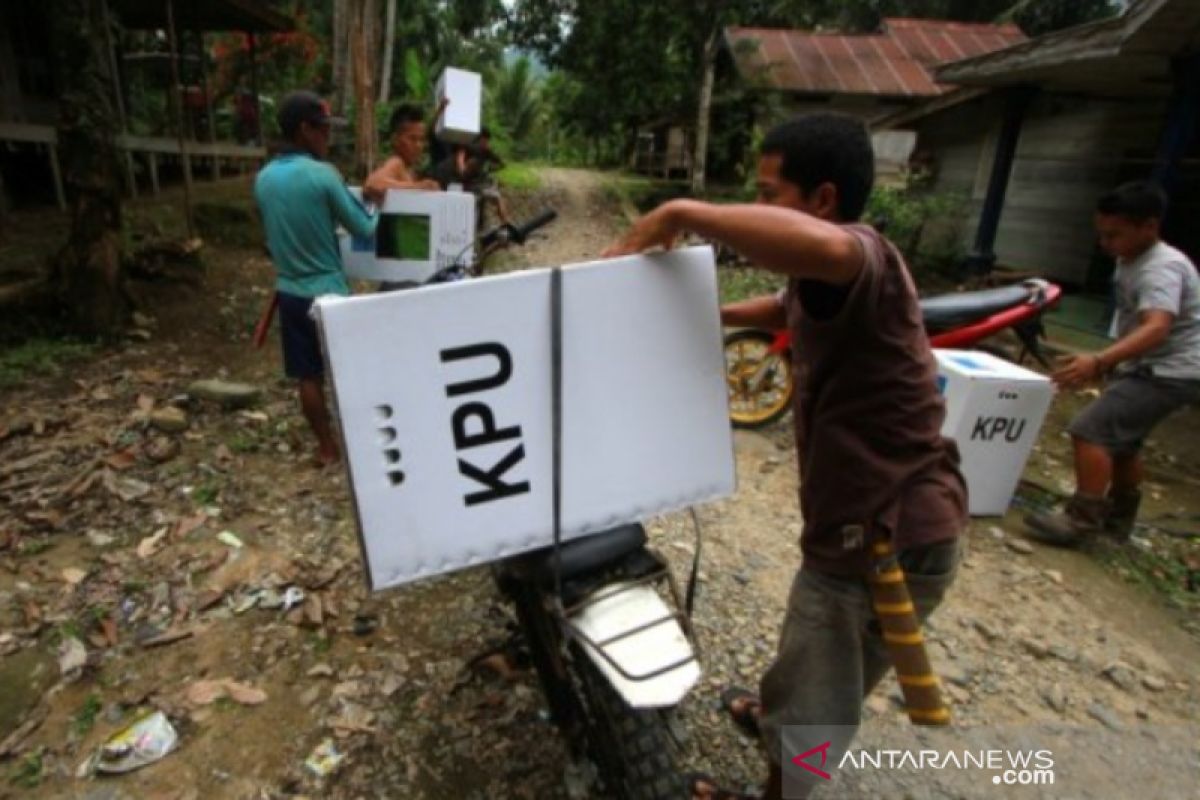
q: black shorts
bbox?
[1068,371,1200,455]
[278,292,325,380]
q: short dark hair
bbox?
[1096,181,1167,222]
[388,104,424,134]
[277,90,330,139]
[761,113,875,221]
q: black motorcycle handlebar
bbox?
[510,208,558,245]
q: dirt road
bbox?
[1,168,1197,799]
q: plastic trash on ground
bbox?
[217,530,244,549]
[94,711,178,774]
[281,586,306,612]
[304,738,344,777]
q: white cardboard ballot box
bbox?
[435,67,482,144]
[339,189,475,284]
[934,350,1055,516]
[315,246,735,591]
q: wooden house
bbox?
[876,0,1200,289]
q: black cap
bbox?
[278,91,330,137]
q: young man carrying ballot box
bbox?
[1026,181,1200,545]
[603,113,967,800]
[254,91,377,466]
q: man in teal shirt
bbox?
[255,91,377,466]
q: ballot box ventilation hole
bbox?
[375,404,404,486]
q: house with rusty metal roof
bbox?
[872,0,1199,297]
[722,19,1026,178]
[724,19,1027,119]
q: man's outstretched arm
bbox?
[721,295,787,329]
[604,199,864,286]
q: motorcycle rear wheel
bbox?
[571,645,682,800]
[724,329,794,429]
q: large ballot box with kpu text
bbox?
[338,189,475,285]
[934,349,1054,516]
[314,247,736,591]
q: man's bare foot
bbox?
[721,687,763,738]
[686,772,758,800]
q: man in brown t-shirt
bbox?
[604,113,966,799]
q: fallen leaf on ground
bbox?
[99,616,119,647]
[137,527,169,559]
[62,567,87,585]
[138,628,194,649]
[330,702,377,734]
[103,470,151,502]
[136,394,155,413]
[23,510,64,530]
[174,512,208,540]
[183,678,267,707]
[58,637,87,677]
[105,449,139,471]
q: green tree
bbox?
[494,56,542,150]
[1002,0,1120,36]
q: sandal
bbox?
[685,772,759,800]
[720,686,763,739]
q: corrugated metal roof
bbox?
[725,18,1026,98]
[935,0,1196,96]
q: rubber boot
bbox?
[1024,493,1109,547]
[1105,489,1141,542]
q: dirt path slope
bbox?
[1,169,1197,799]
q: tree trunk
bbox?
[51,0,130,336]
[349,0,378,180]
[691,27,719,194]
[378,0,397,104]
[332,0,349,116]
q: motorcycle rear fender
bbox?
[570,582,701,709]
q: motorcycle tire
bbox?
[571,645,682,800]
[724,328,794,429]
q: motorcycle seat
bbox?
[530,523,648,585]
[920,284,1035,333]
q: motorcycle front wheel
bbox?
[570,645,682,800]
[724,329,794,429]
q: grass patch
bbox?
[496,162,543,192]
[191,480,221,506]
[7,752,42,789]
[227,431,260,454]
[16,537,53,557]
[73,694,103,736]
[601,173,688,215]
[0,338,96,388]
[719,265,786,305]
[1096,537,1200,616]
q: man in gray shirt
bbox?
[1027,181,1200,545]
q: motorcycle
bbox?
[725,278,1063,428]
[431,210,701,799]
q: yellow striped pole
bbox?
[868,538,950,726]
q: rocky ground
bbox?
[1,169,1198,799]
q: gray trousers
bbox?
[759,538,962,796]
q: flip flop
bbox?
[720,686,763,739]
[684,772,760,800]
